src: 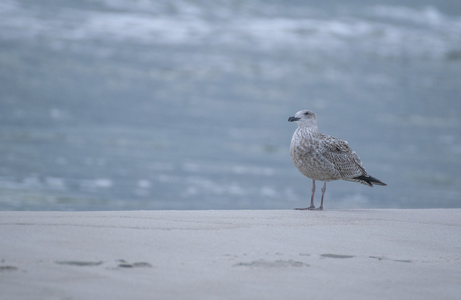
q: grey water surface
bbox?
[1,0,460,210]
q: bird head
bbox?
[288,110,318,129]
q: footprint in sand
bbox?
[320,254,355,259]
[54,260,153,268]
[54,261,103,266]
[116,259,152,268]
[234,259,309,268]
[0,265,18,272]
[369,256,412,263]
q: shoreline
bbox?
[1,209,460,299]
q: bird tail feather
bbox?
[351,175,387,187]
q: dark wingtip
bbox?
[354,175,387,187]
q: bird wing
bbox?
[320,134,366,179]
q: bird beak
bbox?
[288,116,300,122]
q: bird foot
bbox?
[295,206,320,211]
[309,206,323,211]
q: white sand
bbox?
[1,209,460,300]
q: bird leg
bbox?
[306,181,325,211]
[318,181,326,210]
[295,179,316,210]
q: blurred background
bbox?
[0,0,460,210]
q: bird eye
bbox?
[304,112,310,116]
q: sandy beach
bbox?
[1,209,460,299]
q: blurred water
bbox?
[0,0,460,210]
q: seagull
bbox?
[288,109,386,210]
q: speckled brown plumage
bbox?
[288,110,386,210]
